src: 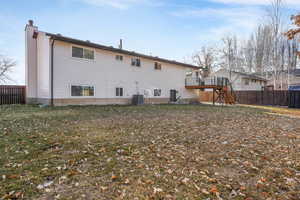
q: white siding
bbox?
[25,25,38,99]
[52,41,197,101]
[37,32,51,98]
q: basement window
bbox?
[72,46,94,60]
[154,62,162,70]
[131,58,141,67]
[71,85,94,97]
[116,87,124,97]
[154,89,162,97]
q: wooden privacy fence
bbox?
[199,90,289,106]
[0,85,26,105]
[235,91,289,106]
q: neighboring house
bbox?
[25,20,199,106]
[212,69,267,91]
[261,69,300,90]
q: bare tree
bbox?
[242,37,255,73]
[0,55,16,84]
[264,0,286,89]
[221,35,235,81]
[192,46,217,77]
[250,25,273,74]
[189,0,299,91]
[220,35,245,83]
[242,1,299,90]
[285,13,300,88]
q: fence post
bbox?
[261,90,263,105]
[273,89,275,106]
[255,91,257,105]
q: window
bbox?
[244,79,249,85]
[72,47,83,58]
[116,87,123,97]
[154,62,162,70]
[72,46,94,60]
[116,55,123,61]
[71,85,94,97]
[84,49,94,60]
[131,58,141,67]
[154,89,162,97]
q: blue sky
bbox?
[0,0,299,85]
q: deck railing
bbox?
[185,77,230,87]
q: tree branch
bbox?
[0,55,16,84]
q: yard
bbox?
[0,104,300,200]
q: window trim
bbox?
[116,87,124,97]
[71,45,95,61]
[70,84,95,98]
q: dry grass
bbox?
[0,104,300,200]
[240,104,300,118]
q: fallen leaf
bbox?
[210,185,218,194]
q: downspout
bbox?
[50,39,55,106]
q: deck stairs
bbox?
[185,76,236,105]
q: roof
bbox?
[45,32,199,70]
[254,69,300,77]
[234,71,268,82]
[216,69,268,82]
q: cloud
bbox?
[209,0,300,6]
[170,6,265,45]
[171,6,263,38]
[76,0,164,9]
[170,7,262,19]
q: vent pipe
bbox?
[119,39,123,49]
[28,20,34,26]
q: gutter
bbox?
[50,39,55,106]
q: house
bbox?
[212,69,267,91]
[25,20,199,106]
[261,69,300,90]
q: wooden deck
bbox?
[184,77,235,105]
[185,85,224,90]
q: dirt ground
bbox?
[1,104,300,200]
